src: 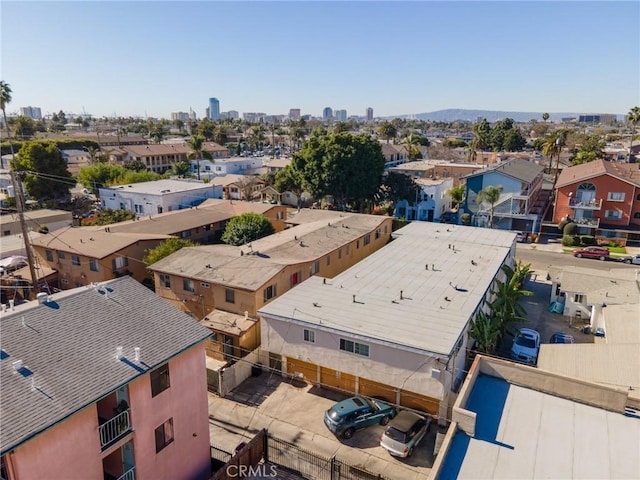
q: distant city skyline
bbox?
[2,2,638,119]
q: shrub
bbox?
[460,213,471,226]
[37,224,49,234]
[561,235,577,247]
[580,235,597,246]
[563,222,578,236]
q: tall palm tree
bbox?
[402,133,422,160]
[188,135,212,180]
[490,263,533,331]
[477,185,503,228]
[541,133,561,174]
[0,80,15,169]
[628,106,640,162]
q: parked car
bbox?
[380,411,431,458]
[510,328,541,365]
[572,246,610,261]
[324,396,396,439]
[0,256,28,275]
[620,254,640,265]
[515,231,527,243]
[549,332,575,344]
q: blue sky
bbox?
[2,1,638,119]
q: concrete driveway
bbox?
[208,374,436,480]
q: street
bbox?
[515,244,635,273]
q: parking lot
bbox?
[208,374,436,480]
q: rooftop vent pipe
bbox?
[116,346,123,360]
[134,347,140,362]
[37,292,48,305]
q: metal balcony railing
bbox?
[99,409,131,449]
[573,217,600,228]
[569,198,602,209]
[116,466,135,480]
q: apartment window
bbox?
[89,259,99,272]
[303,329,315,343]
[634,212,640,219]
[151,363,170,397]
[356,240,360,249]
[291,271,302,287]
[72,255,80,266]
[375,229,380,240]
[58,251,66,260]
[604,210,622,220]
[263,284,277,301]
[180,230,191,238]
[159,274,171,288]
[338,248,342,259]
[113,256,128,269]
[555,284,562,297]
[3,230,10,236]
[46,250,54,262]
[346,245,350,255]
[134,204,144,214]
[339,339,369,357]
[154,418,174,453]
[183,278,195,293]
[310,261,320,275]
[607,192,625,202]
[363,234,371,246]
[574,294,585,303]
[384,225,388,234]
[225,288,235,304]
[276,211,284,220]
[326,255,331,266]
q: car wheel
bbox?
[380,415,390,426]
[342,428,354,439]
[407,447,414,457]
[575,253,582,258]
[624,259,632,264]
[599,256,606,261]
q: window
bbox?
[89,259,99,272]
[46,250,54,262]
[384,225,388,234]
[555,284,562,297]
[263,284,277,301]
[183,278,195,292]
[310,261,320,275]
[112,256,128,269]
[134,204,144,214]
[356,240,360,249]
[58,252,65,260]
[159,274,171,288]
[291,271,302,287]
[634,212,640,219]
[346,245,350,255]
[338,248,342,259]
[225,288,235,303]
[155,418,174,453]
[637,194,640,201]
[3,230,9,236]
[180,230,191,238]
[326,255,331,266]
[72,255,80,266]
[607,192,625,201]
[276,211,284,220]
[304,329,315,343]
[574,294,585,303]
[151,363,170,397]
[375,229,380,240]
[363,234,371,246]
[339,338,370,357]
[605,210,622,220]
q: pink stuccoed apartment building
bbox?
[0,276,212,480]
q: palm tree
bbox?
[445,185,465,210]
[628,106,640,162]
[490,263,533,331]
[188,135,212,180]
[468,310,502,354]
[477,185,503,228]
[541,133,561,174]
[0,80,15,169]
[378,122,397,144]
[402,133,422,160]
[542,112,549,123]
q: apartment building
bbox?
[114,142,229,173]
[390,160,483,187]
[0,277,212,480]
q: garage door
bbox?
[320,367,356,394]
[399,389,440,415]
[286,357,318,383]
[358,377,397,403]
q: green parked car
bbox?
[324,396,397,439]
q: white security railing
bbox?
[99,409,131,448]
[116,466,135,480]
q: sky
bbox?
[1,1,639,119]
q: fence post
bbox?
[263,429,269,464]
[330,456,336,480]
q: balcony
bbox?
[116,466,135,480]
[574,217,600,228]
[569,198,602,210]
[99,409,132,450]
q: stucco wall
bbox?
[8,404,103,480]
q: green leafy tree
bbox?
[188,135,212,180]
[172,161,191,178]
[13,116,35,138]
[291,130,385,211]
[502,128,527,151]
[274,165,305,210]
[377,122,397,143]
[402,133,423,159]
[468,310,502,354]
[123,159,147,171]
[196,118,216,141]
[445,185,465,209]
[377,172,419,207]
[78,163,126,194]
[472,119,492,151]
[571,134,605,166]
[115,170,162,185]
[628,106,640,161]
[442,139,467,148]
[0,80,16,169]
[11,141,73,200]
[542,112,550,123]
[221,212,275,246]
[477,185,503,228]
[143,238,196,265]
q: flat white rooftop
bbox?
[259,222,515,356]
[438,374,640,479]
[100,179,212,195]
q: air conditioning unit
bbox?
[431,368,441,380]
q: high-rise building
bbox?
[171,112,189,122]
[19,106,42,120]
[189,108,197,121]
[322,107,333,120]
[289,108,301,120]
[208,97,220,120]
[335,109,347,122]
[366,107,373,122]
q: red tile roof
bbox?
[555,159,640,188]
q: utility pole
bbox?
[9,171,40,298]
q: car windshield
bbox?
[515,335,536,348]
[363,397,378,411]
[384,426,407,443]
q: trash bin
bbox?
[252,363,262,377]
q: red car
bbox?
[572,246,610,261]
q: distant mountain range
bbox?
[392,109,622,123]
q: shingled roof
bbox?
[555,158,640,188]
[0,276,211,454]
[465,158,543,184]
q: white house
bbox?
[190,157,265,179]
[394,177,454,222]
[258,222,517,422]
[99,179,218,216]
